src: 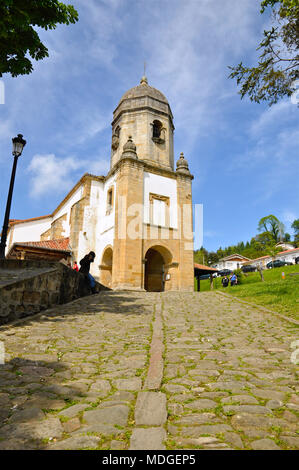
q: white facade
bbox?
[248,248,299,268]
[213,255,251,271]
[7,217,51,252]
[143,172,178,228]
[278,248,299,264]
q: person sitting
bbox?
[79,251,96,294]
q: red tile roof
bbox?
[244,247,299,264]
[9,215,51,225]
[194,263,218,272]
[278,248,299,255]
[14,238,70,252]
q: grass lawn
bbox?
[196,265,299,321]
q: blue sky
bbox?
[0,0,298,252]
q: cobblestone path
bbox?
[0,291,298,450]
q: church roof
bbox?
[119,76,169,105]
[10,238,71,252]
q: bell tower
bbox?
[100,77,195,292]
[110,76,174,170]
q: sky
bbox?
[0,0,298,252]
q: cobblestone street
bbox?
[0,291,298,450]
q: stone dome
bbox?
[119,76,169,105]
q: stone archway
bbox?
[100,246,113,288]
[144,245,172,292]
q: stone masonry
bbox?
[0,290,298,450]
[0,259,104,325]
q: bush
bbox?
[234,269,244,285]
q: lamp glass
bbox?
[12,134,26,157]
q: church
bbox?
[6,77,195,292]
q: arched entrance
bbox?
[100,246,113,288]
[144,246,172,292]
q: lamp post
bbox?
[0,134,26,259]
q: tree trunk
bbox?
[257,265,264,282]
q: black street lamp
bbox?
[0,134,26,259]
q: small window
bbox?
[112,126,120,151]
[149,193,170,227]
[153,120,162,139]
[106,187,114,214]
[152,120,165,144]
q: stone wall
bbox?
[0,260,108,325]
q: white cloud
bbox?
[27,153,109,198]
[136,0,262,154]
[249,100,297,138]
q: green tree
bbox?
[291,218,299,244]
[266,244,282,267]
[0,0,78,77]
[255,231,276,248]
[194,247,209,265]
[283,232,291,241]
[257,215,285,242]
[229,0,299,105]
[207,251,219,265]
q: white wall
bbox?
[143,172,177,228]
[7,184,85,256]
[7,217,52,253]
[214,259,246,270]
[79,176,116,278]
[52,185,83,238]
[279,250,299,263]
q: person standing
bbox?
[79,251,96,294]
[73,261,79,272]
[222,275,229,288]
[230,273,237,286]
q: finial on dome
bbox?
[121,135,138,160]
[176,152,190,175]
[140,75,148,85]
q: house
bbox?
[6,237,71,263]
[242,255,270,269]
[277,247,299,264]
[275,241,295,251]
[244,247,299,268]
[212,254,252,271]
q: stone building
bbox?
[7,77,194,292]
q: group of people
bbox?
[72,251,97,294]
[221,273,237,288]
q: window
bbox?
[106,187,114,214]
[115,126,120,137]
[149,193,170,227]
[152,120,165,144]
[111,126,120,151]
[153,120,162,138]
